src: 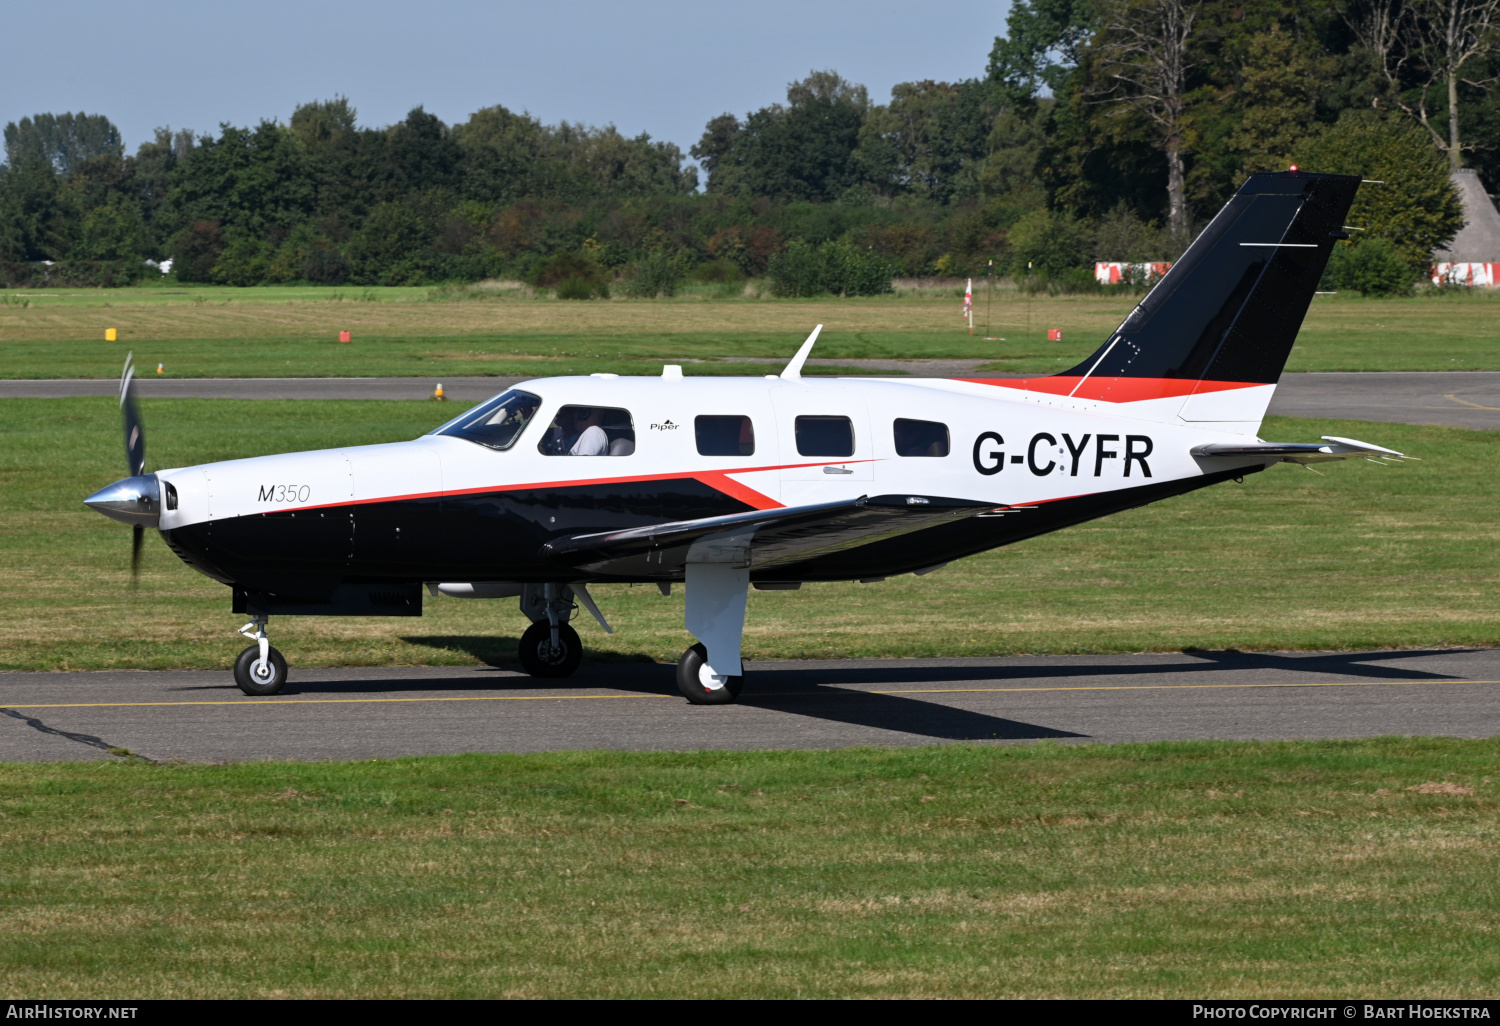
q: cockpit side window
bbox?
[539,406,636,456]
[433,390,541,451]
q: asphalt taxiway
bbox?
[6,368,1500,430]
[2,649,1496,763]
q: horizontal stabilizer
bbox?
[1192,435,1411,465]
[541,494,999,578]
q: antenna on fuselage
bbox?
[780,324,823,380]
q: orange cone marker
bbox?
[433,383,446,401]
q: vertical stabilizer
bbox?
[1040,171,1360,429]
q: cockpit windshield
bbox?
[431,390,542,451]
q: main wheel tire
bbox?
[675,643,744,705]
[233,644,288,696]
[519,621,583,678]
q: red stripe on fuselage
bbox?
[956,377,1260,403]
[278,459,869,515]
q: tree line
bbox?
[0,0,1485,295]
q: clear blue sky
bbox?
[4,0,1009,166]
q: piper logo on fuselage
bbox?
[650,420,679,431]
[973,432,1153,478]
[258,484,312,503]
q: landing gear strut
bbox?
[678,563,750,705]
[518,583,584,678]
[234,616,288,695]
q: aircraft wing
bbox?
[540,494,1002,577]
[1192,435,1411,465]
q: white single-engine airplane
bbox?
[86,170,1409,703]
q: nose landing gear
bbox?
[517,583,584,678]
[234,616,288,695]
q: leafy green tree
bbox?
[290,96,358,152]
[1299,110,1462,276]
[454,105,545,203]
[3,113,124,175]
[0,156,63,260]
[987,0,1096,104]
[690,114,741,193]
[1229,28,1329,173]
[695,71,869,202]
[166,121,315,238]
[383,107,460,196]
[855,80,1003,201]
[169,220,225,282]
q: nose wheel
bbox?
[519,620,582,678]
[234,617,288,696]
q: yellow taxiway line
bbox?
[0,678,1494,711]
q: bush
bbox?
[686,258,744,284]
[301,246,350,285]
[621,249,685,298]
[168,220,225,283]
[766,239,893,297]
[820,239,894,296]
[527,250,608,297]
[556,275,605,300]
[210,236,270,287]
[1323,237,1414,296]
[1006,208,1090,279]
[766,240,823,296]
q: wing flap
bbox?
[541,494,1000,577]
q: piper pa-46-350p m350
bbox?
[86,170,1411,703]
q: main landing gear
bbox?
[675,563,750,705]
[234,616,288,696]
[513,570,754,705]
[676,642,743,704]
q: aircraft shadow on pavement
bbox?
[746,648,1485,688]
[401,635,659,670]
[217,653,1085,743]
[169,645,1483,744]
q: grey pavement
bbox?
[6,368,1500,430]
[1264,371,1500,431]
[2,648,1496,763]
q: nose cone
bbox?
[84,474,161,527]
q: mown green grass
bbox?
[1,398,1496,671]
[1,285,1498,376]
[0,740,1496,998]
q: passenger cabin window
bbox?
[538,405,635,456]
[695,415,755,456]
[894,418,950,457]
[794,415,854,457]
[433,389,541,451]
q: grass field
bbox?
[2,397,1496,672]
[0,740,1496,998]
[2,284,1499,377]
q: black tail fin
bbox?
[1062,170,1360,398]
